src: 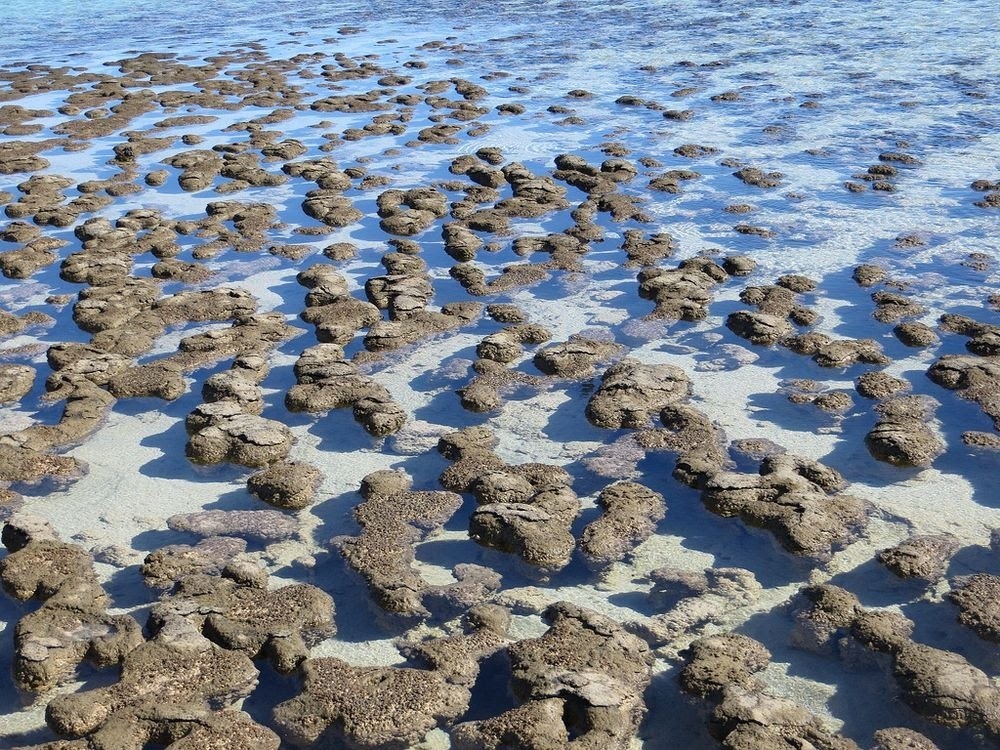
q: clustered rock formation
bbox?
[0,24,997,750]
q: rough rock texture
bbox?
[45,619,259,747]
[579,481,665,567]
[701,454,868,559]
[790,583,1000,737]
[140,536,248,591]
[865,396,945,468]
[0,515,141,692]
[784,332,890,367]
[927,355,1000,431]
[678,633,771,699]
[272,604,509,750]
[636,404,730,488]
[947,574,1000,642]
[149,569,334,673]
[186,412,293,467]
[586,359,690,428]
[454,602,653,750]
[877,533,961,582]
[333,470,470,618]
[286,343,406,436]
[167,509,298,544]
[247,461,322,510]
[0,363,35,403]
[532,334,623,378]
[637,257,729,320]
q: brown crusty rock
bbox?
[580,481,665,567]
[878,533,961,582]
[865,396,945,468]
[185,412,293,467]
[333,470,465,618]
[946,573,1000,642]
[702,455,867,559]
[247,461,322,511]
[586,359,691,428]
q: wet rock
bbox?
[106,361,186,400]
[456,602,653,750]
[167,509,298,544]
[865,396,945,467]
[0,363,34,403]
[947,573,1000,642]
[0,443,84,485]
[726,309,793,346]
[247,461,322,511]
[636,404,729,488]
[710,685,860,750]
[202,369,264,414]
[733,166,783,188]
[1,520,141,692]
[635,568,761,650]
[678,633,770,699]
[302,189,362,227]
[855,371,910,400]
[377,186,448,235]
[364,302,480,352]
[532,334,623,378]
[871,727,941,750]
[927,355,1000,429]
[784,332,890,367]
[286,343,406,436]
[893,321,939,348]
[637,256,729,320]
[333,470,464,617]
[853,264,889,287]
[45,620,259,744]
[579,481,665,567]
[702,455,867,559]
[586,359,690,428]
[872,291,925,323]
[141,537,248,591]
[722,254,756,276]
[878,533,961,581]
[149,571,334,673]
[186,412,293,467]
[469,470,580,575]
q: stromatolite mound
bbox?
[855,371,910,400]
[0,515,142,693]
[185,412,293,467]
[272,657,468,749]
[865,395,945,468]
[872,727,941,750]
[637,256,729,320]
[167,509,298,544]
[633,567,761,651]
[877,533,960,582]
[274,605,509,749]
[454,602,653,750]
[679,630,859,749]
[149,568,334,673]
[532,333,623,377]
[0,363,35,403]
[678,633,771,699]
[701,454,868,559]
[45,618,259,745]
[140,536,248,591]
[333,469,469,617]
[467,465,581,575]
[586,359,690,428]
[946,573,1000,642]
[927,355,1000,430]
[247,460,322,510]
[636,404,729,488]
[784,331,890,367]
[790,583,1000,737]
[579,481,665,567]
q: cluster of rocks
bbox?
[790,583,1000,739]
[285,342,406,436]
[333,469,498,618]
[437,426,581,574]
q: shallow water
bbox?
[1,1,999,748]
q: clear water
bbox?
[1,1,999,748]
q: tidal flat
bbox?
[0,1,999,748]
